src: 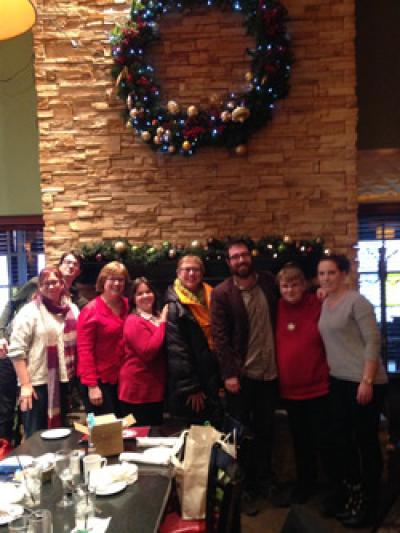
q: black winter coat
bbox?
[165,286,222,425]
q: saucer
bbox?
[96,481,127,496]
[40,428,71,440]
[0,503,24,525]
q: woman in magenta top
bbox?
[77,261,129,417]
[276,263,332,504]
[119,277,168,426]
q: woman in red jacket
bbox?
[77,261,129,416]
[119,277,168,425]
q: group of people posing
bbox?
[0,239,388,528]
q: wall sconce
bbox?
[0,0,36,41]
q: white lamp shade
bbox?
[0,0,36,41]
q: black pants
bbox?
[285,394,334,490]
[329,377,386,504]
[119,401,164,426]
[79,381,120,417]
[21,383,69,439]
[0,358,17,442]
[225,377,278,492]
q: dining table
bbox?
[0,421,183,532]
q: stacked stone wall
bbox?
[34,0,358,262]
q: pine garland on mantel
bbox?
[79,235,328,276]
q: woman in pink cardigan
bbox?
[119,277,168,426]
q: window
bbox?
[0,230,44,315]
[358,205,400,374]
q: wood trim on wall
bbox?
[0,215,44,231]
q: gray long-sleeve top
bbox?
[318,290,387,384]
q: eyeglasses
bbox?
[228,252,251,261]
[179,267,202,274]
[41,280,62,288]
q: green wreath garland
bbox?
[111,0,292,156]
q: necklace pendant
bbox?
[287,322,296,331]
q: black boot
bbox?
[341,491,377,529]
[336,482,362,521]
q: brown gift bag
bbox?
[172,424,223,520]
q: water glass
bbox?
[73,485,95,532]
[54,450,73,508]
[8,516,29,532]
[28,509,53,533]
[23,461,42,507]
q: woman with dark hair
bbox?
[118,277,168,425]
[77,261,129,417]
[8,267,79,438]
[318,254,388,527]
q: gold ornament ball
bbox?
[245,71,253,82]
[252,249,259,257]
[220,111,231,122]
[129,108,138,118]
[153,135,161,145]
[167,100,180,115]
[168,145,176,153]
[156,127,164,136]
[182,140,191,151]
[235,144,247,156]
[141,131,151,142]
[232,106,250,123]
[187,105,198,117]
[114,241,127,253]
[126,120,133,129]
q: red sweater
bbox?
[276,292,329,400]
[119,314,166,404]
[77,296,129,387]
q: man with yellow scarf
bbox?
[165,255,222,427]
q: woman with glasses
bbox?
[165,255,222,426]
[77,261,129,416]
[7,267,79,438]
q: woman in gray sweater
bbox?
[318,254,387,528]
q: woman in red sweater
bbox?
[77,261,129,417]
[276,263,332,504]
[119,277,168,426]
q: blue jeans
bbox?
[21,383,69,438]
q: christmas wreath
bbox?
[110,0,292,156]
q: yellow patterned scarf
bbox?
[173,278,214,349]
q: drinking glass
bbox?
[8,515,29,532]
[54,450,73,508]
[28,509,53,533]
[73,484,95,532]
[23,460,42,508]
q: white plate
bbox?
[95,481,127,496]
[0,503,24,525]
[40,428,71,440]
[0,482,25,504]
[0,455,33,468]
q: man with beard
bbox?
[211,238,279,514]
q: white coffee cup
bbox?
[83,454,107,485]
